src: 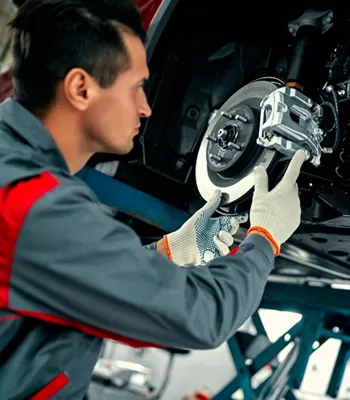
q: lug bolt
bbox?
[221,111,233,119]
[235,114,248,123]
[221,111,248,123]
[207,135,217,143]
[228,142,241,151]
[209,154,222,162]
[326,14,333,23]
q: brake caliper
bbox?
[257,86,325,166]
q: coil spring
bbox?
[335,119,350,181]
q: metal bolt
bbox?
[188,107,199,119]
[221,111,233,119]
[284,334,291,342]
[207,135,217,143]
[228,142,241,151]
[313,341,320,350]
[326,14,333,23]
[209,154,222,162]
[235,114,248,123]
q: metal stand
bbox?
[213,281,350,400]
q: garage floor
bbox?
[86,310,350,400]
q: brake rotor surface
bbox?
[195,79,280,206]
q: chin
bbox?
[107,142,134,155]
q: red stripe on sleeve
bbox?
[29,372,69,400]
[0,172,60,308]
[13,309,161,348]
[227,246,239,256]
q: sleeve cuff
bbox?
[242,233,275,263]
[143,241,157,251]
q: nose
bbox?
[138,91,152,118]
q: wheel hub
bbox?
[206,104,259,177]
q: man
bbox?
[0,0,305,398]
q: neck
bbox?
[40,107,94,174]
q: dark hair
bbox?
[8,0,146,112]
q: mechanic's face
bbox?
[83,31,151,155]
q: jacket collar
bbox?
[0,98,69,172]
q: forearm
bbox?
[143,241,158,251]
[184,233,275,347]
[247,230,277,255]
[144,238,170,258]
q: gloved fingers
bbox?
[254,166,269,194]
[214,235,230,256]
[293,182,299,194]
[218,215,233,230]
[234,213,249,224]
[279,150,307,187]
[217,213,246,235]
[197,189,222,218]
[203,249,215,263]
[218,230,234,247]
[229,217,241,235]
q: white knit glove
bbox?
[248,150,306,255]
[164,190,248,266]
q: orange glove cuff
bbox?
[247,226,280,256]
[163,235,173,260]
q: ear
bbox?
[63,68,99,111]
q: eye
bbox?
[135,79,147,91]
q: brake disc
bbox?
[195,79,281,206]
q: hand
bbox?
[163,190,248,266]
[248,149,306,255]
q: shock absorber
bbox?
[286,25,321,91]
[286,9,334,91]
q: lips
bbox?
[133,127,140,137]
